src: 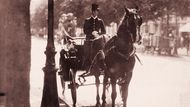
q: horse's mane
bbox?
[117,13,126,32]
[103,36,117,52]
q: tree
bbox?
[155,0,190,36]
[0,0,31,107]
[31,0,190,29]
[57,0,91,27]
[31,5,47,29]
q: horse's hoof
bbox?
[102,102,106,107]
[119,103,126,107]
[123,105,126,107]
[73,104,76,107]
[96,103,101,107]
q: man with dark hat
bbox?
[83,3,106,39]
[83,3,106,70]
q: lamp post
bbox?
[41,0,60,107]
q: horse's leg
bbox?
[102,75,108,107]
[95,75,101,107]
[119,72,132,107]
[111,77,117,107]
[70,70,77,107]
[60,75,65,95]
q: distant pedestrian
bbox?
[173,37,179,56]
[183,35,190,55]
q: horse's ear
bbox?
[138,16,143,26]
[135,6,139,11]
[124,7,129,15]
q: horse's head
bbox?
[117,7,143,44]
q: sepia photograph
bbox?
[0,0,190,107]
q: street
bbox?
[30,36,190,107]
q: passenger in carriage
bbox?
[57,14,75,46]
[83,3,106,70]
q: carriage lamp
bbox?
[40,0,60,107]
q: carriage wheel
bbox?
[70,69,77,107]
[60,75,66,95]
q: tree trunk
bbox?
[175,13,179,37]
[166,7,170,37]
[0,0,31,107]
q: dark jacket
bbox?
[83,17,106,40]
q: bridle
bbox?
[121,12,141,44]
[111,11,142,62]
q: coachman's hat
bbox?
[125,1,138,9]
[91,3,99,11]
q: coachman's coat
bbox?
[83,17,106,68]
[83,17,106,40]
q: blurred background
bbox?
[30,0,190,56]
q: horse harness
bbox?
[105,37,142,65]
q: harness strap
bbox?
[88,50,104,72]
[116,46,136,61]
[78,50,105,85]
[135,54,143,65]
[116,46,143,65]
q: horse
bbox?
[89,7,143,107]
[59,7,142,107]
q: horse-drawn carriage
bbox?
[58,8,143,107]
[58,36,85,106]
[58,36,107,106]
